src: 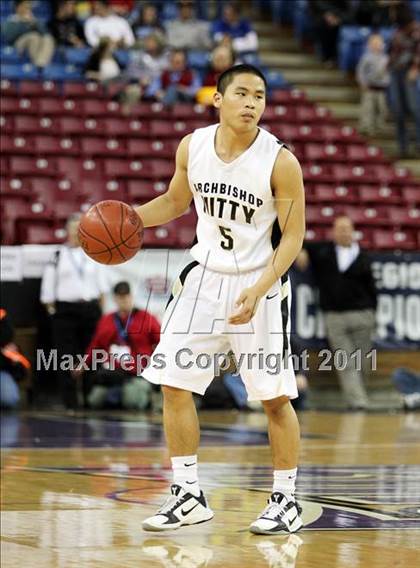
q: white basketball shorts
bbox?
[142,261,298,401]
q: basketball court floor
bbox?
[1,409,419,567]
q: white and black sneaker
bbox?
[142,484,214,532]
[250,492,303,535]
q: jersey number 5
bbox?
[218,226,234,250]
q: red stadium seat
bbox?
[83,99,122,117]
[34,135,81,155]
[31,177,76,203]
[353,227,373,249]
[19,80,59,97]
[14,115,59,134]
[372,229,417,250]
[0,176,32,197]
[81,137,126,157]
[401,186,420,204]
[302,164,334,183]
[306,204,341,224]
[1,79,18,96]
[359,185,401,204]
[78,179,127,201]
[1,134,33,155]
[1,97,39,114]
[305,143,347,162]
[103,158,153,178]
[263,105,296,122]
[38,98,85,116]
[296,106,331,123]
[24,224,67,245]
[127,180,168,201]
[346,144,385,163]
[172,103,212,120]
[2,199,52,220]
[313,184,357,203]
[10,156,57,176]
[305,226,326,241]
[59,116,106,136]
[62,81,105,98]
[321,124,361,143]
[343,206,389,225]
[0,114,14,133]
[276,124,300,142]
[142,223,177,247]
[105,117,149,138]
[387,206,419,227]
[127,139,177,159]
[270,89,307,105]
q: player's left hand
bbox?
[229,287,261,325]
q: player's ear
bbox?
[213,91,222,109]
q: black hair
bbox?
[216,64,267,94]
[113,281,131,296]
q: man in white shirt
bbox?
[40,214,109,408]
[84,0,135,48]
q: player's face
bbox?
[216,73,266,132]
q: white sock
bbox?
[171,455,200,497]
[273,468,297,499]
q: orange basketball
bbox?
[78,200,143,265]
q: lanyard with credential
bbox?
[113,312,133,346]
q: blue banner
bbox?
[290,252,420,350]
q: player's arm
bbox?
[134,134,193,228]
[229,148,305,325]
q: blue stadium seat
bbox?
[0,46,28,64]
[338,26,395,71]
[266,71,289,89]
[241,52,261,66]
[1,63,39,80]
[65,48,92,66]
[42,64,84,81]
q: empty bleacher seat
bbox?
[127,139,177,159]
[10,156,57,176]
[81,137,126,157]
[34,135,81,155]
[19,80,60,97]
[42,64,83,81]
[372,229,417,250]
[1,63,39,81]
[359,186,401,204]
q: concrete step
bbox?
[260,51,321,69]
[321,101,360,120]
[303,84,359,102]
[279,66,348,88]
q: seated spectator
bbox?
[212,2,258,55]
[131,2,165,43]
[356,34,389,135]
[83,281,160,410]
[49,0,85,47]
[1,0,55,69]
[85,37,123,82]
[84,0,134,48]
[148,48,202,105]
[203,44,235,86]
[196,44,235,105]
[388,7,420,157]
[308,0,352,65]
[166,0,211,51]
[120,32,169,112]
[0,309,30,410]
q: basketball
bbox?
[78,200,143,265]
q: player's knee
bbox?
[262,395,290,416]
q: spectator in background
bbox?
[295,216,377,411]
[356,34,390,135]
[120,32,169,112]
[1,0,55,69]
[388,8,420,157]
[212,2,258,55]
[0,309,30,410]
[84,0,135,48]
[149,48,201,105]
[108,0,135,17]
[131,2,165,43]
[83,281,160,410]
[351,0,397,28]
[166,0,211,51]
[40,213,108,409]
[85,37,123,82]
[392,368,420,410]
[308,0,352,65]
[49,0,85,47]
[203,44,235,86]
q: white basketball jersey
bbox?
[188,123,284,273]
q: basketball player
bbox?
[135,64,305,534]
